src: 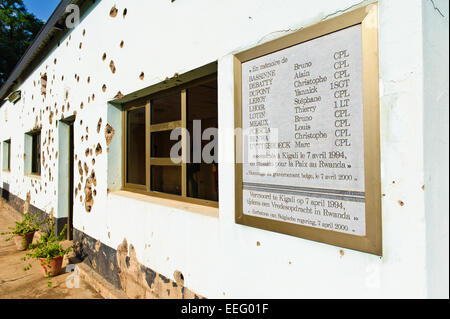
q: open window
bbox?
[123,74,218,207]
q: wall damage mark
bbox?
[105,124,115,146]
[429,0,446,18]
[110,6,118,18]
[114,91,124,100]
[97,118,103,133]
[110,61,116,74]
[78,160,83,176]
[95,143,103,156]
[84,171,95,213]
[116,238,202,299]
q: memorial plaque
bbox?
[234,4,382,255]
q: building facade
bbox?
[0,0,448,298]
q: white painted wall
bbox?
[0,0,448,298]
[422,0,449,299]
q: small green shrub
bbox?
[22,221,72,287]
[1,212,44,243]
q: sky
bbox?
[22,0,61,22]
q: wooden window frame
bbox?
[122,74,219,208]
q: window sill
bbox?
[109,190,219,219]
[25,173,41,180]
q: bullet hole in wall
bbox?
[174,271,184,286]
[95,143,103,156]
[91,171,97,187]
[114,91,124,100]
[105,124,115,146]
[41,74,47,98]
[97,118,103,133]
[110,60,116,74]
[110,6,118,18]
[78,161,83,176]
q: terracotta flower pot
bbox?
[13,232,35,251]
[39,256,64,277]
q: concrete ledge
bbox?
[76,262,128,299]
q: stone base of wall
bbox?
[0,184,67,236]
[73,229,204,299]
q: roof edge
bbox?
[0,0,76,104]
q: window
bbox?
[126,105,146,185]
[24,130,41,176]
[31,131,41,175]
[123,75,219,206]
[2,139,11,171]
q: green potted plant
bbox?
[1,212,43,251]
[22,221,72,287]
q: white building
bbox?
[0,0,448,298]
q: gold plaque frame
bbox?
[234,3,382,255]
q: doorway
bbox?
[58,117,75,240]
[68,121,74,240]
